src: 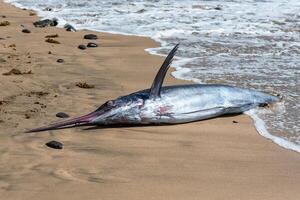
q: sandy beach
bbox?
[1,1,300,199]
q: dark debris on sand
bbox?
[56,112,70,118]
[22,28,31,33]
[84,34,98,40]
[2,68,32,76]
[57,59,64,63]
[78,44,87,50]
[45,38,60,44]
[87,42,98,48]
[33,18,58,28]
[64,24,76,32]
[0,21,10,26]
[46,141,63,149]
[76,82,95,89]
[45,34,59,38]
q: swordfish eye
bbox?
[106,100,114,107]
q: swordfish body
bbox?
[27,44,279,132]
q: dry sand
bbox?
[1,1,300,200]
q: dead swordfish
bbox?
[27,44,279,132]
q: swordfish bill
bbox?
[26,44,279,132]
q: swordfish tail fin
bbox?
[25,111,99,133]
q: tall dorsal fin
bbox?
[149,44,179,99]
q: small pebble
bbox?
[57,59,64,63]
[48,51,52,54]
[22,28,31,33]
[87,42,98,48]
[232,120,238,123]
[78,44,87,50]
[46,141,63,149]
[84,34,98,40]
[64,24,76,32]
[56,112,70,118]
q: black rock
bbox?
[232,120,238,123]
[46,141,63,149]
[43,7,53,11]
[57,59,64,63]
[56,112,69,118]
[64,23,76,32]
[84,34,98,40]
[78,44,87,50]
[22,28,31,33]
[214,6,222,10]
[33,18,58,28]
[87,42,98,48]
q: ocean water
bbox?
[5,0,300,153]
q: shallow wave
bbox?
[5,0,300,153]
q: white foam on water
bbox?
[246,109,300,154]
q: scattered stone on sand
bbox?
[0,58,6,63]
[8,44,16,48]
[87,42,98,48]
[232,120,238,124]
[48,51,52,54]
[76,82,95,89]
[57,59,64,63]
[46,141,63,150]
[78,44,87,50]
[0,21,10,26]
[22,28,31,33]
[45,38,60,44]
[33,18,58,28]
[1,15,6,18]
[45,34,59,38]
[64,23,76,32]
[25,113,31,119]
[28,91,49,97]
[0,37,5,40]
[29,12,36,16]
[56,112,70,118]
[84,34,98,40]
[2,68,32,76]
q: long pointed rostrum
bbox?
[25,111,99,133]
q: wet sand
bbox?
[1,1,300,200]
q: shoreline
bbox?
[1,1,300,200]
[5,0,299,155]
